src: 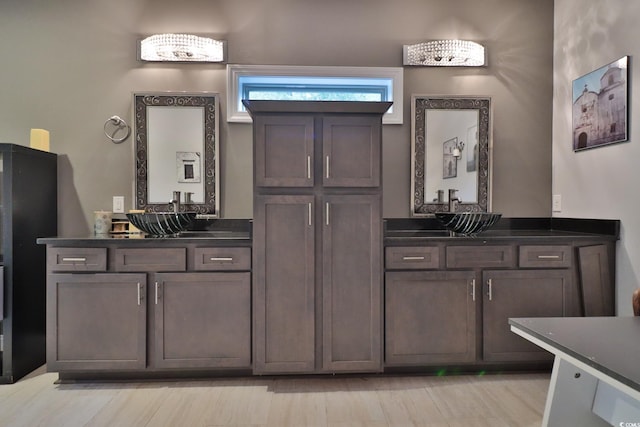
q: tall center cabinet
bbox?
[244,100,391,374]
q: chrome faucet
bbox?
[448,189,460,212]
[170,191,181,213]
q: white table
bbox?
[510,317,640,427]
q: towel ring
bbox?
[104,115,131,144]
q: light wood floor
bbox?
[0,366,549,427]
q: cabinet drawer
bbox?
[446,245,515,269]
[48,248,107,272]
[193,247,251,271]
[519,245,572,268]
[385,246,439,270]
[115,248,186,272]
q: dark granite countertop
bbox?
[384,217,620,243]
[37,217,620,245]
[37,219,252,246]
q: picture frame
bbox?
[572,56,629,151]
[443,137,457,179]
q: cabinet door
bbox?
[154,272,251,369]
[46,273,147,371]
[322,115,381,188]
[577,244,614,316]
[385,270,477,366]
[482,269,570,362]
[254,115,314,188]
[253,195,315,373]
[322,194,382,372]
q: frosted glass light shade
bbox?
[403,40,485,67]
[140,34,225,62]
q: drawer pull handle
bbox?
[62,257,87,262]
[326,202,330,226]
[471,279,476,301]
[155,282,159,305]
[537,255,561,259]
[137,283,141,306]
[307,155,311,180]
[210,257,233,262]
[487,279,493,301]
[326,155,330,179]
[402,256,425,261]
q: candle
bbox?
[30,128,50,152]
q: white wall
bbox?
[554,0,640,315]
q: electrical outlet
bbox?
[113,196,125,213]
[552,194,562,212]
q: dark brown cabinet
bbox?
[253,195,316,374]
[385,270,476,365]
[322,194,382,372]
[46,273,147,371]
[246,100,390,375]
[383,236,616,370]
[481,269,569,362]
[321,115,381,188]
[254,115,315,188]
[44,243,252,377]
[154,272,251,369]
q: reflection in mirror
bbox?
[411,96,491,215]
[134,93,219,215]
[425,110,480,203]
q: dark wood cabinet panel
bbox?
[254,115,315,188]
[46,273,147,371]
[44,238,253,378]
[192,247,251,271]
[482,269,570,362]
[253,195,316,374]
[578,244,614,316]
[385,246,440,270]
[322,194,382,372]
[446,245,515,269]
[115,248,186,272]
[385,270,476,365]
[47,247,107,272]
[154,273,251,369]
[247,101,386,375]
[322,115,381,188]
[519,245,572,268]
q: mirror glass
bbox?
[134,92,219,215]
[411,96,491,215]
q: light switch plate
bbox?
[552,194,562,212]
[113,196,125,213]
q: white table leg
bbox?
[544,357,610,427]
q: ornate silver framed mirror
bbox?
[411,95,491,215]
[133,92,220,215]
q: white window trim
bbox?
[226,64,403,124]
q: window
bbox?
[227,65,403,124]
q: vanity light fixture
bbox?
[139,34,225,62]
[453,140,465,158]
[403,40,485,67]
